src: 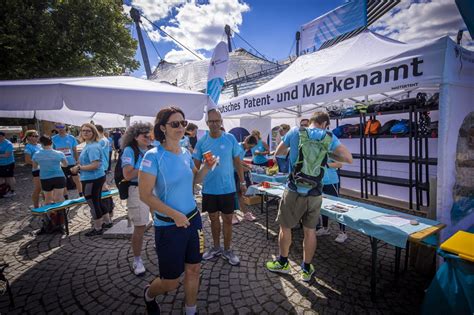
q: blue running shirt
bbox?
[24,143,42,171]
[0,140,14,165]
[322,159,340,185]
[107,137,113,152]
[283,127,341,194]
[180,136,190,149]
[121,146,147,183]
[193,132,240,195]
[251,139,268,164]
[283,126,341,171]
[140,146,196,227]
[99,137,110,171]
[238,143,246,160]
[32,149,66,179]
[79,142,105,181]
[52,134,78,165]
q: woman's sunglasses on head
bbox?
[166,120,188,128]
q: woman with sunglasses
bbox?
[139,107,214,315]
[120,122,153,276]
[23,130,42,208]
[70,123,109,237]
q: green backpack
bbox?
[289,128,332,194]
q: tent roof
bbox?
[0,75,210,126]
[218,31,473,118]
[151,48,278,91]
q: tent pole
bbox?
[124,115,131,127]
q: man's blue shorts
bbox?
[154,212,204,279]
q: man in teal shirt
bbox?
[193,110,246,266]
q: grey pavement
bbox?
[0,163,431,314]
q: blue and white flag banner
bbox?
[206,41,229,110]
[300,0,367,53]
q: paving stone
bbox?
[0,163,436,314]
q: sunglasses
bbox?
[140,133,151,139]
[29,135,39,138]
[166,120,188,128]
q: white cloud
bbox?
[131,0,186,21]
[371,0,472,45]
[163,48,206,64]
[130,0,250,52]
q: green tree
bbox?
[0,0,140,79]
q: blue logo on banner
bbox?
[207,77,225,105]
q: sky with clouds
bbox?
[124,0,472,79]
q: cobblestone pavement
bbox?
[0,163,432,314]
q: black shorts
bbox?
[0,163,15,178]
[154,212,203,279]
[32,170,40,177]
[41,177,66,192]
[202,193,235,214]
[62,165,77,177]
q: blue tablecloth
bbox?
[250,172,288,184]
[247,184,441,248]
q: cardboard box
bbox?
[243,195,262,206]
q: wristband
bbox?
[240,182,246,186]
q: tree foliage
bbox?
[0,0,140,79]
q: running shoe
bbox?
[266,260,290,274]
[232,215,241,225]
[222,250,240,266]
[335,232,348,243]
[300,264,315,282]
[3,191,15,198]
[143,285,160,315]
[202,246,223,260]
[243,212,257,221]
[316,227,331,236]
[133,260,146,276]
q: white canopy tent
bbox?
[218,30,474,240]
[0,76,212,127]
[218,30,469,121]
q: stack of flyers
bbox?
[326,202,357,213]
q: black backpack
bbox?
[114,147,140,187]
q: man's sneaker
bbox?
[243,212,257,222]
[266,260,290,274]
[202,246,223,260]
[222,250,240,266]
[316,227,331,236]
[133,260,146,276]
[335,232,348,243]
[3,191,15,198]
[85,229,103,237]
[143,285,160,315]
[300,264,315,282]
[232,215,241,225]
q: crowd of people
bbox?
[0,108,354,314]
